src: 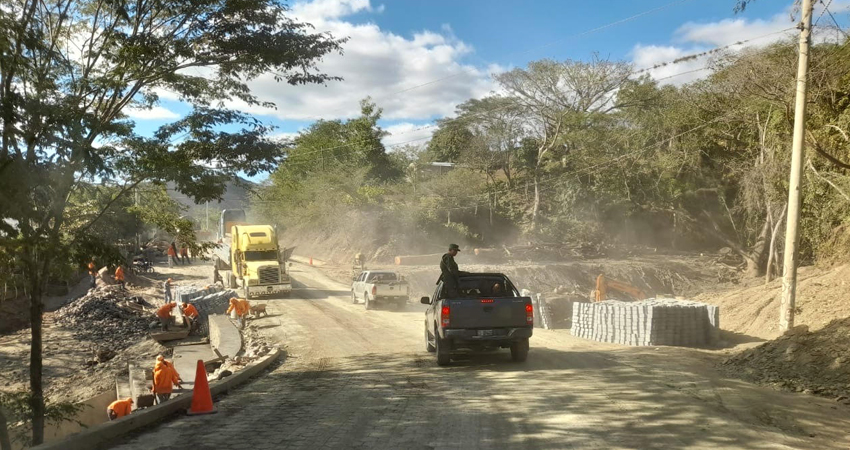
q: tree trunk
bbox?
[531,169,540,230]
[0,406,11,450]
[744,213,772,278]
[765,204,787,284]
[29,272,44,446]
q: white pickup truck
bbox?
[351,270,409,310]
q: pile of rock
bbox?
[721,319,850,402]
[55,285,151,350]
[571,298,720,347]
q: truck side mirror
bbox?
[420,296,431,305]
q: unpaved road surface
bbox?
[111,263,850,449]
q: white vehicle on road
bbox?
[351,270,409,310]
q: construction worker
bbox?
[163,278,173,303]
[151,355,182,404]
[226,297,250,329]
[439,244,462,298]
[114,265,125,291]
[157,302,178,331]
[182,302,200,334]
[87,258,97,289]
[106,397,133,420]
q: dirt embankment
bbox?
[695,264,850,340]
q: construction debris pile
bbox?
[55,285,151,350]
[571,299,720,347]
[721,318,850,402]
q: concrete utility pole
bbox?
[780,0,814,332]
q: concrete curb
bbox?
[32,347,283,450]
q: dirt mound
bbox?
[696,264,850,340]
[721,318,850,401]
[55,285,151,350]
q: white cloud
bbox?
[630,8,799,85]
[224,0,496,122]
[382,122,436,147]
[630,1,850,86]
[124,106,180,120]
[268,131,300,143]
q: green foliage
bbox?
[0,391,84,447]
[0,0,344,443]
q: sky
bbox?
[126,0,849,180]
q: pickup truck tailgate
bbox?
[445,297,531,329]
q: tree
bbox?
[0,0,343,443]
[281,99,401,182]
[426,121,474,163]
[495,57,633,229]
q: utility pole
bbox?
[780,0,814,332]
[205,201,209,232]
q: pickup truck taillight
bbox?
[526,303,533,325]
[441,306,450,328]
[371,285,377,296]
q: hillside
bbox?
[695,264,850,340]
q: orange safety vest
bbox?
[115,266,125,281]
[157,302,177,319]
[183,304,199,318]
[152,360,180,394]
[107,398,133,418]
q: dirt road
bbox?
[111,263,850,449]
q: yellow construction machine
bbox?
[593,274,648,302]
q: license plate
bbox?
[477,329,494,336]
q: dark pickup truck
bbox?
[422,273,533,366]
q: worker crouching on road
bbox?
[151,355,182,404]
[107,397,133,421]
[226,297,250,329]
[182,302,200,334]
[157,302,178,331]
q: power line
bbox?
[273,26,801,171]
[305,0,696,121]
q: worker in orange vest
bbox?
[226,297,250,329]
[151,355,182,404]
[87,258,97,289]
[114,265,125,291]
[182,303,200,334]
[107,398,133,420]
[157,302,178,331]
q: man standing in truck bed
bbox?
[440,244,462,297]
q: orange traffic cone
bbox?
[187,359,217,415]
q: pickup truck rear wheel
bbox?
[435,327,451,366]
[425,326,435,353]
[510,338,529,362]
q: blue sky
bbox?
[128,0,847,180]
